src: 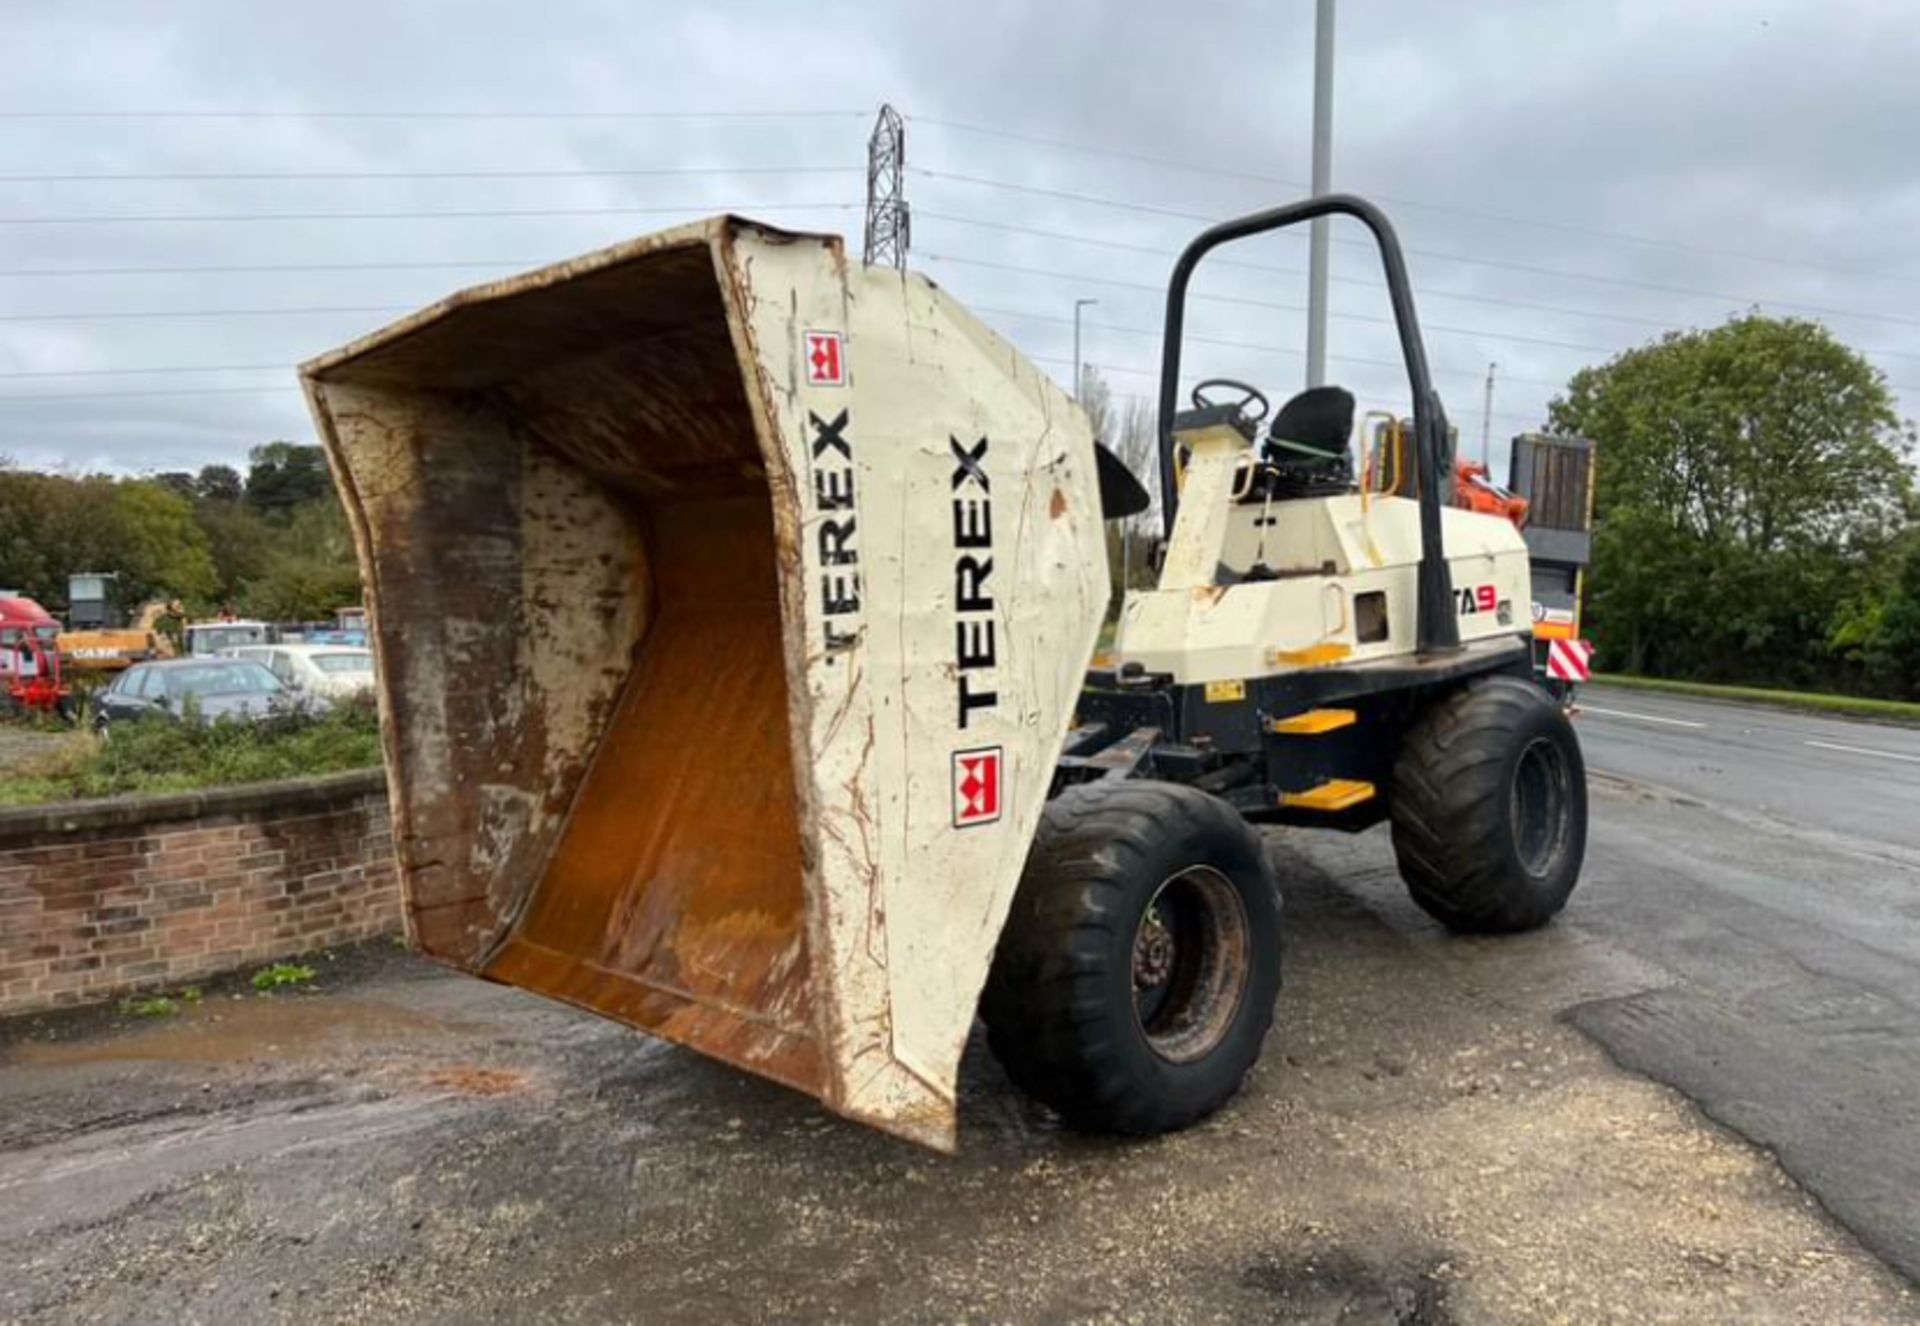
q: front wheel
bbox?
[982,780,1281,1135]
[1390,675,1587,933]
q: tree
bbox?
[107,482,219,608]
[0,472,218,613]
[1074,370,1162,603]
[1853,533,1920,699]
[195,463,244,504]
[0,469,67,603]
[0,456,361,622]
[241,497,361,621]
[195,499,277,603]
[1549,315,1915,685]
[1107,394,1160,593]
[245,442,331,517]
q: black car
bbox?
[94,658,321,731]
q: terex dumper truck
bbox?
[304,196,1587,1151]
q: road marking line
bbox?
[1579,704,1707,729]
[1803,739,1920,765]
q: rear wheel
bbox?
[1389,675,1586,933]
[982,780,1281,1135]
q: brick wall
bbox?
[0,770,401,1016]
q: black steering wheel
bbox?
[1191,378,1271,427]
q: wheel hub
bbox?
[1129,866,1253,1064]
[1511,735,1572,876]
[1133,906,1176,989]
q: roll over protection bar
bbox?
[1155,194,1461,656]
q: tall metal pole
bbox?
[1480,361,1498,465]
[1305,0,1336,389]
[1073,298,1098,399]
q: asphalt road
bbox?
[1568,685,1920,1283]
[1577,684,1920,849]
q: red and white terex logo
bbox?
[804,330,845,386]
[952,746,1003,828]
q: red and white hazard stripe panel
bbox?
[1546,638,1595,683]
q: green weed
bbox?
[251,962,317,992]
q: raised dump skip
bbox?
[303,218,1108,1148]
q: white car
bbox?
[185,619,272,656]
[221,643,376,702]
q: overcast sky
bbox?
[3,0,1918,478]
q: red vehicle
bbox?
[0,595,72,718]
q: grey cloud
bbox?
[2,0,1916,477]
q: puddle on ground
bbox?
[7,997,469,1068]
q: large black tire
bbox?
[1390,674,1587,933]
[982,780,1281,1135]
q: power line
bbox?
[0,363,286,381]
[6,260,1916,389]
[922,211,1693,335]
[0,259,532,279]
[2,149,1914,340]
[7,193,1919,349]
[920,252,1639,356]
[912,169,1920,334]
[17,152,1905,339]
[908,116,1310,192]
[971,304,1570,390]
[0,385,289,404]
[926,249,1920,372]
[1028,355,1545,430]
[12,311,1913,398]
[9,101,1900,291]
[0,109,866,121]
[0,305,406,324]
[909,115,1920,290]
[0,165,856,184]
[0,368,1551,427]
[10,103,1913,288]
[0,201,857,226]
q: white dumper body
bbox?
[304,218,1108,1150]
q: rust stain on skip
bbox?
[1049,487,1069,519]
[485,494,822,1095]
[305,219,829,1101]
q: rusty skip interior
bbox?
[307,235,824,1096]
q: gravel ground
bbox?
[1,778,1915,1325]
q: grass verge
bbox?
[1592,673,1920,726]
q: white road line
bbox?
[1579,704,1708,729]
[1803,739,1920,765]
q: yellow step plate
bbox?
[1267,708,1357,736]
[1280,779,1377,812]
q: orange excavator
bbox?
[1454,459,1530,526]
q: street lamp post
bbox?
[1073,298,1099,400]
[1306,0,1336,390]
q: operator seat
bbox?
[1265,385,1354,464]
[1243,385,1356,500]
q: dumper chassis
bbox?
[983,197,1587,1134]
